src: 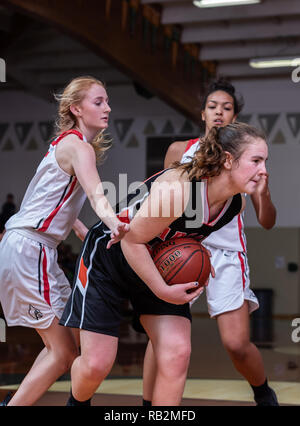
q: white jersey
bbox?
[181,138,247,252]
[5,130,87,246]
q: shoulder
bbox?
[155,168,189,184]
[58,134,95,156]
[166,140,189,156]
[164,140,190,168]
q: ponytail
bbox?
[174,122,266,180]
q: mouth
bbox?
[214,119,223,126]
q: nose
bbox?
[258,161,267,175]
[215,105,223,115]
[104,101,111,113]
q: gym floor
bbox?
[0,314,299,406]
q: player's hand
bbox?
[255,173,270,197]
[158,281,204,305]
[107,222,130,249]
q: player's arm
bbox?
[121,170,203,305]
[250,173,276,229]
[164,141,189,168]
[61,136,129,245]
[72,218,89,241]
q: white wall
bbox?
[0,79,299,315]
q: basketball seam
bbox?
[165,249,201,284]
[153,242,201,264]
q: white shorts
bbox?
[0,230,71,329]
[202,244,259,318]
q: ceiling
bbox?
[141,0,300,80]
[0,5,131,100]
[0,0,299,103]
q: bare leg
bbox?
[142,340,156,403]
[8,317,78,406]
[70,330,118,402]
[216,301,266,386]
[141,315,191,406]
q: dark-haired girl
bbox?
[143,79,277,406]
[60,122,268,406]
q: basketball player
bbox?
[0,76,129,406]
[60,122,269,406]
[142,79,278,406]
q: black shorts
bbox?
[60,222,192,337]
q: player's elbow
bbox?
[259,214,276,230]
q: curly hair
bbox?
[54,76,111,163]
[175,122,266,181]
[201,77,244,115]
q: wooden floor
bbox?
[0,316,299,406]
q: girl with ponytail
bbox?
[143,79,278,407]
[60,121,269,406]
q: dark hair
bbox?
[176,122,266,181]
[201,78,244,115]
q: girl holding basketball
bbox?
[0,76,129,406]
[143,79,278,406]
[60,122,269,406]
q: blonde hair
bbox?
[175,122,266,180]
[54,76,111,163]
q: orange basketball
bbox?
[151,237,211,286]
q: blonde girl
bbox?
[0,76,129,406]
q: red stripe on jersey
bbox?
[117,209,130,224]
[172,231,187,239]
[38,177,78,232]
[78,257,88,289]
[238,214,246,252]
[45,130,84,156]
[158,227,171,241]
[238,251,246,289]
[184,138,199,153]
[42,248,51,306]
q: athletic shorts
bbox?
[0,230,71,329]
[60,223,192,337]
[201,244,259,318]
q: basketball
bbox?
[151,237,211,286]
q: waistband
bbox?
[7,228,60,249]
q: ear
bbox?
[232,114,238,123]
[223,151,234,170]
[70,104,82,117]
[201,110,206,122]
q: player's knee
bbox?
[55,346,78,372]
[158,341,191,375]
[83,356,112,382]
[223,339,248,361]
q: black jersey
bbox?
[98,169,242,251]
[61,169,242,336]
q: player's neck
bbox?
[75,125,98,144]
[207,174,236,207]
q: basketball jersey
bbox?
[5,130,87,245]
[111,169,242,252]
[181,139,247,252]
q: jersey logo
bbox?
[28,304,43,320]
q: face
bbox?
[202,90,237,135]
[72,83,111,131]
[228,138,268,194]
